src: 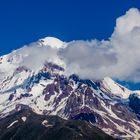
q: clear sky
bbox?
[0,0,140,55]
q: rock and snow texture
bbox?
[0,57,140,139]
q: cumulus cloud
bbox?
[59,40,117,79]
[59,8,140,82]
[4,8,140,82]
[7,42,63,71]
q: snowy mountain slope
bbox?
[0,37,140,139]
[101,77,132,99]
[39,37,66,49]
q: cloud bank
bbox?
[59,8,140,82]
[4,8,140,83]
[7,42,63,71]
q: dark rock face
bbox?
[21,93,33,98]
[0,109,117,140]
[71,113,96,123]
[44,62,64,72]
[8,94,14,101]
[129,94,140,118]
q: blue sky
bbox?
[0,0,140,90]
[0,0,140,55]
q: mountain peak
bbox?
[40,37,65,49]
[102,77,131,98]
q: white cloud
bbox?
[7,42,64,71]
[59,8,140,82]
[59,40,117,79]
[3,8,140,82]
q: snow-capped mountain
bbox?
[0,37,140,139]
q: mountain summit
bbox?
[39,37,65,49]
[0,37,140,139]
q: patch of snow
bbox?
[7,120,18,128]
[21,116,26,122]
[42,120,53,127]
